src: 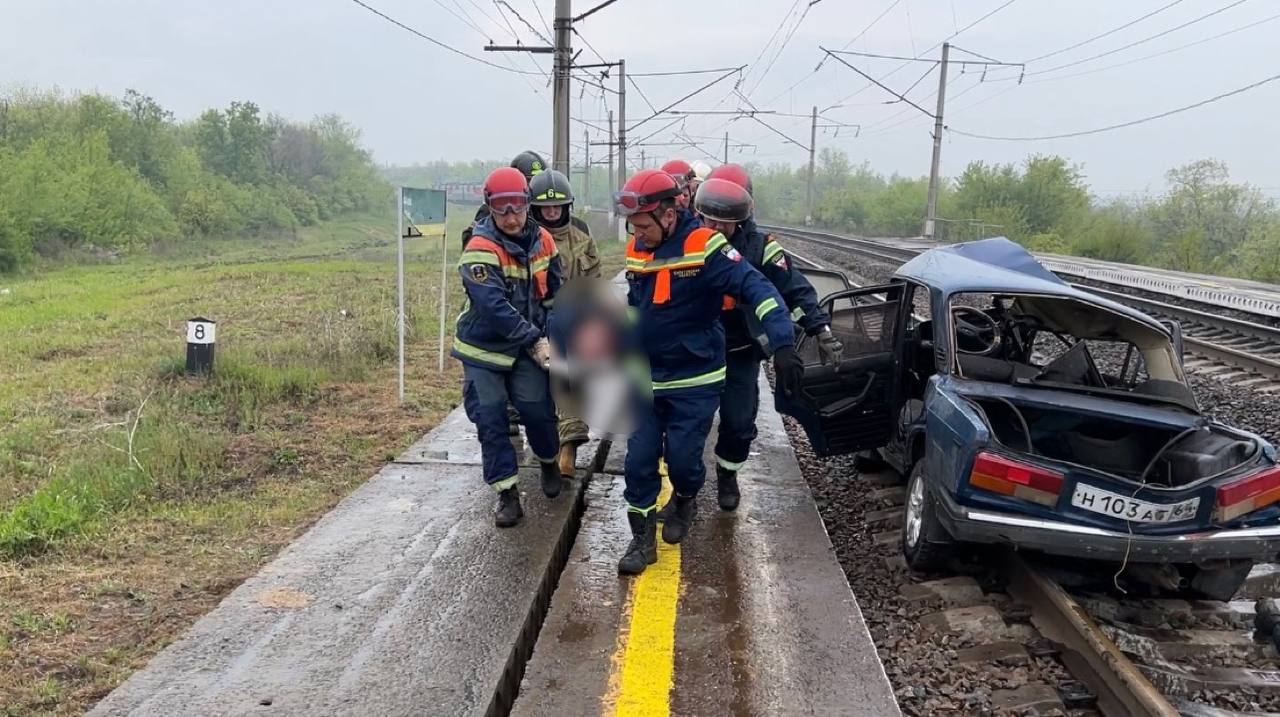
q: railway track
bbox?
[866,479,1280,716]
[762,224,1280,385]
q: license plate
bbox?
[1070,484,1200,523]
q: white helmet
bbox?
[690,160,713,181]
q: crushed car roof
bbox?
[894,237,1167,333]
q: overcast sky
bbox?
[4,0,1278,196]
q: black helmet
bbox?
[693,178,753,223]
[530,169,573,206]
[530,169,574,228]
[510,150,547,182]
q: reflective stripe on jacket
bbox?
[720,218,830,352]
[452,215,562,370]
[624,211,793,392]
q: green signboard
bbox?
[401,187,447,237]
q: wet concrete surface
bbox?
[90,413,585,717]
[512,374,900,716]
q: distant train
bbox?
[436,181,484,205]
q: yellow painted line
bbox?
[603,461,681,717]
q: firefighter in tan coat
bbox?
[529,169,602,479]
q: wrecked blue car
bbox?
[784,238,1280,599]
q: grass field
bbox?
[0,207,623,715]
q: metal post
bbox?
[924,42,950,240]
[607,109,616,231]
[437,227,447,373]
[805,105,817,227]
[583,128,590,207]
[724,131,730,163]
[640,148,646,169]
[617,59,627,242]
[396,186,406,402]
[552,0,572,175]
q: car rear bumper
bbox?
[933,487,1280,563]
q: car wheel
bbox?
[902,461,950,572]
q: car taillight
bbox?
[968,452,1064,507]
[1215,466,1280,522]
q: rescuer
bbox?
[454,166,563,528]
[614,168,804,575]
[660,158,696,210]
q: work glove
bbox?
[772,344,805,400]
[816,326,844,367]
[528,337,552,370]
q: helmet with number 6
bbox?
[529,169,574,228]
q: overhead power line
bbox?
[349,0,542,75]
[825,0,1020,108]
[995,0,1253,80]
[1024,9,1280,84]
[1024,0,1187,63]
[947,72,1280,141]
[495,0,551,45]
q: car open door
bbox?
[777,283,904,457]
[796,266,852,302]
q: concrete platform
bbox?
[512,373,900,716]
[92,372,898,716]
[90,418,587,717]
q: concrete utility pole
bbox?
[607,110,615,219]
[617,59,627,242]
[805,105,817,227]
[583,128,590,206]
[924,42,950,240]
[724,132,730,163]
[617,60,627,189]
[552,0,572,175]
[640,148,646,169]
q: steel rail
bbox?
[1004,555,1179,717]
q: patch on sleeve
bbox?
[771,253,789,270]
[721,244,743,262]
[468,264,489,283]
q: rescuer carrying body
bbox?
[528,168,603,481]
[681,166,844,513]
[453,166,564,528]
[614,168,805,576]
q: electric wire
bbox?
[350,0,545,74]
[1027,0,1188,63]
[946,72,1280,141]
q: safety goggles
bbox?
[613,186,681,217]
[487,192,531,215]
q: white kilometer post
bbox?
[397,186,405,403]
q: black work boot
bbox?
[716,465,740,512]
[655,499,675,522]
[661,493,698,544]
[617,511,658,575]
[540,460,562,499]
[494,487,523,528]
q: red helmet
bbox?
[615,169,682,217]
[484,166,531,215]
[708,163,753,195]
[660,158,695,187]
[693,178,753,223]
